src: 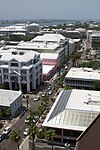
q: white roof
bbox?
[11,32,26,36]
[41,53,58,59]
[73,39,81,42]
[91,33,100,37]
[65,67,100,81]
[28,23,39,26]
[43,65,54,74]
[66,30,80,33]
[0,89,22,107]
[0,25,26,32]
[0,49,40,62]
[43,89,100,131]
[18,41,59,50]
[31,34,66,43]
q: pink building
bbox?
[40,53,59,80]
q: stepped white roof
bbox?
[0,49,40,62]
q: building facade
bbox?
[0,49,42,92]
[65,67,100,89]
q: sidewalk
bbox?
[0,116,19,132]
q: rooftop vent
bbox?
[19,51,24,55]
[12,51,18,55]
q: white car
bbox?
[23,128,29,136]
[3,127,11,135]
[48,90,52,95]
[34,96,39,101]
[42,92,46,97]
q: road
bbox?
[0,93,42,150]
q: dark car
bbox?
[0,133,5,142]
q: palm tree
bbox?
[46,129,56,150]
[11,130,21,150]
[28,125,38,150]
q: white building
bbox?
[65,67,100,89]
[89,32,100,49]
[0,49,42,92]
[18,34,69,66]
[0,89,22,117]
[0,23,40,35]
[26,23,40,33]
[42,89,100,145]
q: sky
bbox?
[0,0,100,20]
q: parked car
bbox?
[25,116,36,124]
[48,90,53,95]
[3,127,11,135]
[42,92,46,97]
[23,128,29,136]
[34,96,40,101]
[0,133,5,142]
[25,116,30,123]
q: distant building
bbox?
[0,23,40,35]
[0,49,42,92]
[61,30,81,39]
[42,89,100,146]
[0,89,22,117]
[89,32,100,49]
[0,24,26,35]
[65,67,100,89]
[75,28,87,38]
[26,23,40,33]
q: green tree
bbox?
[11,130,21,150]
[64,85,73,90]
[46,129,56,150]
[70,52,82,66]
[28,125,38,150]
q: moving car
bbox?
[3,127,11,135]
[23,128,29,136]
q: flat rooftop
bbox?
[42,89,100,131]
[17,41,60,50]
[41,53,59,59]
[0,89,22,107]
[43,65,54,74]
[31,33,66,43]
[65,67,100,81]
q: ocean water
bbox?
[0,19,85,27]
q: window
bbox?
[3,69,8,73]
[21,76,27,81]
[4,75,8,79]
[21,70,26,74]
[10,63,18,67]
